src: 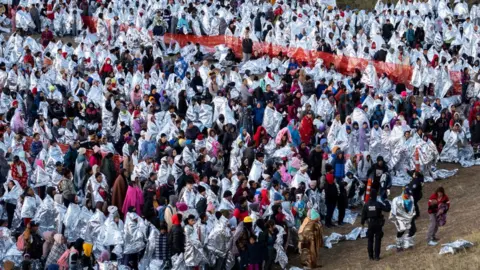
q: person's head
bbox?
[377,156,384,166]
[186,214,196,226]
[249,234,257,244]
[436,186,445,197]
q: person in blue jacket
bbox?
[253,102,265,131]
[331,149,346,183]
[174,55,188,79]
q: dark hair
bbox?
[63,169,71,177]
[435,187,445,195]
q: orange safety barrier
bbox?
[364,178,372,203]
[58,16,462,93]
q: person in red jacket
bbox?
[233,196,249,224]
[426,187,450,246]
[299,111,314,144]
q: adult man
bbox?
[242,28,253,62]
[361,189,391,261]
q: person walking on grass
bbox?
[427,187,450,246]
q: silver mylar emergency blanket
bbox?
[206,216,230,265]
[138,223,160,268]
[134,162,154,181]
[171,253,186,270]
[345,227,365,241]
[263,139,277,158]
[184,225,208,267]
[124,212,147,254]
[390,196,415,232]
[274,225,288,269]
[273,145,294,158]
[199,104,213,128]
[351,108,370,129]
[212,96,236,125]
[64,204,93,242]
[439,130,466,163]
[439,239,474,255]
[33,166,52,187]
[239,57,269,75]
[248,160,263,182]
[1,180,23,204]
[262,107,283,137]
[0,227,15,262]
[182,146,197,168]
[20,196,37,219]
[324,233,345,249]
[102,215,124,247]
[332,208,358,225]
[360,63,379,88]
[85,211,106,258]
[32,195,57,235]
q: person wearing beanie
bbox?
[361,188,391,261]
[390,186,416,250]
[298,208,323,268]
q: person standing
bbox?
[427,187,450,246]
[298,209,324,268]
[390,187,416,250]
[408,172,424,219]
[242,28,253,62]
[324,164,338,228]
[361,189,391,261]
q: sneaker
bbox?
[369,256,374,261]
[428,241,438,246]
[433,237,440,241]
[375,257,380,261]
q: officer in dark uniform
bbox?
[361,188,391,261]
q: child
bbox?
[247,235,264,270]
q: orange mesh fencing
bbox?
[164,33,461,93]
[76,17,460,93]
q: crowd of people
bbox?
[0,0,477,269]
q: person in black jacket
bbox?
[408,171,424,219]
[242,28,253,62]
[382,19,394,41]
[373,45,388,62]
[324,164,338,228]
[169,213,185,255]
[142,47,154,72]
[302,75,315,97]
[195,185,207,215]
[308,145,323,181]
[367,156,390,201]
[361,189,391,261]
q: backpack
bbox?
[158,205,172,222]
[57,248,78,269]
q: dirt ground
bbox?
[284,163,480,270]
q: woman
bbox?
[427,187,450,246]
[112,169,128,214]
[122,177,144,217]
[298,209,323,268]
